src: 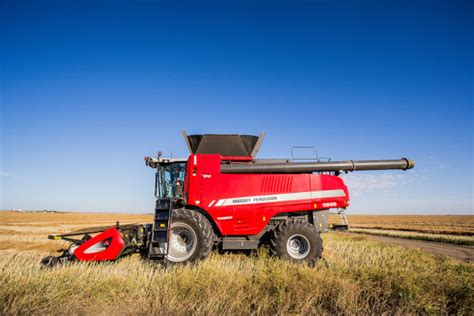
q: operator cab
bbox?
[145,156,187,204]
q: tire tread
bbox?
[271,218,322,263]
[166,208,215,263]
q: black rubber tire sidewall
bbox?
[164,209,214,264]
[271,219,322,263]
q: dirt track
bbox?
[346,233,474,262]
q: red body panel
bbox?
[184,154,350,236]
[74,227,125,261]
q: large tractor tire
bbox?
[271,218,323,264]
[165,208,215,264]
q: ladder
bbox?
[330,209,349,231]
[148,198,173,259]
[338,209,349,227]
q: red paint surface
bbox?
[185,154,350,236]
[74,227,125,261]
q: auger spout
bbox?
[221,158,415,174]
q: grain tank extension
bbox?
[42,132,414,267]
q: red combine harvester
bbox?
[42,132,414,266]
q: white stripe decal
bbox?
[213,189,345,207]
[215,199,226,206]
[208,200,215,207]
[311,189,346,199]
[217,216,233,221]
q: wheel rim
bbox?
[286,234,311,259]
[167,222,197,262]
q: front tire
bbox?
[271,218,322,264]
[165,209,214,264]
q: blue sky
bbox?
[1,0,472,214]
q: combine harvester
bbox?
[42,132,414,266]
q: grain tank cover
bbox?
[184,132,264,157]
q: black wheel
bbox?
[271,218,322,264]
[165,209,215,264]
[40,256,60,268]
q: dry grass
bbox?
[1,236,473,315]
[0,211,152,227]
[349,228,474,246]
[0,211,473,314]
[335,215,474,236]
[327,214,474,245]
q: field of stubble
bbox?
[0,211,473,314]
[340,215,474,246]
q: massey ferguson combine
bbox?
[42,132,414,266]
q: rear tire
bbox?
[165,209,215,264]
[271,218,322,264]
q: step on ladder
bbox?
[148,198,173,259]
[330,209,349,231]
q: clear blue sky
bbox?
[1,0,472,214]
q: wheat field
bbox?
[0,211,473,314]
[349,228,474,246]
[342,215,474,235]
[330,214,474,246]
